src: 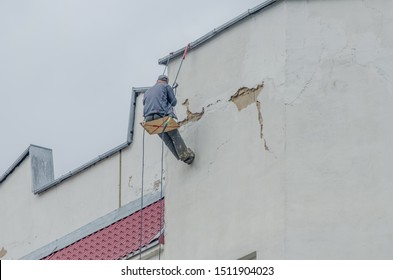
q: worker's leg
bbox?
[145,114,181,160]
[158,132,180,160]
[165,129,195,164]
[145,114,194,164]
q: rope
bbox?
[158,118,170,260]
[139,118,168,260]
[158,129,165,259]
[139,129,146,260]
[138,43,190,260]
[173,44,190,87]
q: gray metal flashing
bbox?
[128,87,149,144]
[0,147,29,184]
[21,191,163,260]
[36,141,130,194]
[124,239,160,260]
[1,87,149,194]
[30,145,55,194]
[158,0,278,65]
[0,144,53,185]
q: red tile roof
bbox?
[43,199,164,260]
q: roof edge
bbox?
[36,141,129,194]
[0,147,29,184]
[21,191,163,260]
[1,87,149,193]
[0,144,52,185]
[158,0,278,65]
[37,87,149,193]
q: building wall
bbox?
[0,152,118,259]
[0,157,32,259]
[2,0,393,260]
[163,0,393,259]
[0,95,165,259]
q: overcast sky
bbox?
[0,0,264,177]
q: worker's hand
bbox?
[172,82,179,89]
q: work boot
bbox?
[182,148,195,165]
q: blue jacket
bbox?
[143,82,177,118]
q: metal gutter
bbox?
[0,144,52,184]
[1,87,149,193]
[158,0,278,65]
[0,147,29,184]
[35,87,149,194]
[128,87,149,144]
[21,191,163,260]
[124,239,160,260]
[36,141,130,194]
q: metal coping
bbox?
[0,87,149,193]
[158,0,278,65]
[0,144,51,184]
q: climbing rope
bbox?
[139,129,146,260]
[139,43,190,260]
[139,119,168,260]
[162,52,174,75]
[173,44,190,87]
[158,122,168,260]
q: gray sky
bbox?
[0,0,264,177]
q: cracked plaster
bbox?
[229,83,270,151]
[178,99,205,126]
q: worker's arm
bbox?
[166,85,177,106]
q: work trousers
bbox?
[145,114,189,161]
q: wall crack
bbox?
[178,99,205,126]
[229,82,270,151]
[256,100,270,152]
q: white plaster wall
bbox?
[0,153,120,259]
[0,158,32,259]
[162,0,393,259]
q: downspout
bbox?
[127,89,139,144]
[127,87,149,145]
[121,87,148,207]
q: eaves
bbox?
[0,87,148,194]
[158,0,279,65]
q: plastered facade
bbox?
[162,0,393,259]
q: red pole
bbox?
[182,44,190,60]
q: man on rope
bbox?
[143,74,195,164]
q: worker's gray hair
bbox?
[158,74,168,81]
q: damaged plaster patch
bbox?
[178,99,205,126]
[0,247,7,258]
[229,82,264,111]
[230,82,270,151]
